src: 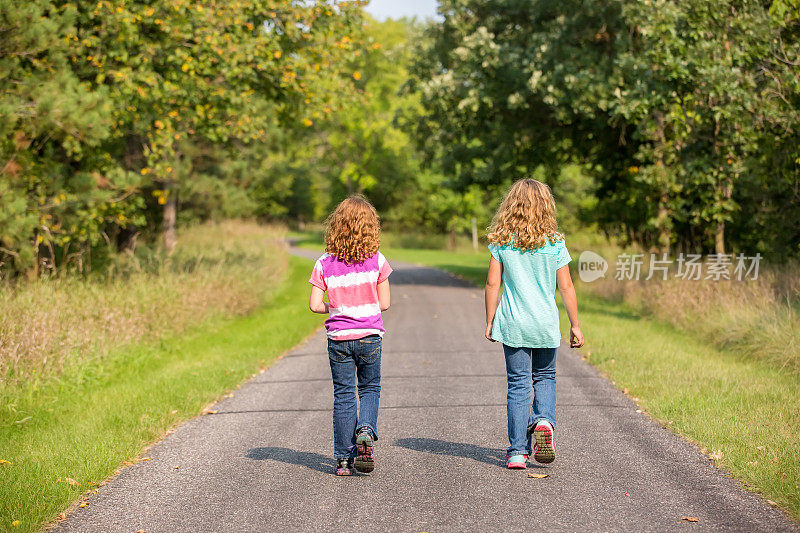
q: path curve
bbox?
[58,249,797,532]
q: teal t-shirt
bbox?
[488,239,572,348]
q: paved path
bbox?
[59,250,797,532]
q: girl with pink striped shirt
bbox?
[309,196,392,476]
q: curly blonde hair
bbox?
[487,179,563,252]
[325,195,381,264]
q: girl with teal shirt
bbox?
[484,179,585,469]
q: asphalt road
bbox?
[58,249,797,532]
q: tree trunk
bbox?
[715,220,725,255]
[163,184,177,254]
[471,217,478,251]
[449,225,457,250]
[657,200,670,253]
[653,113,671,253]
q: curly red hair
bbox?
[324,195,381,264]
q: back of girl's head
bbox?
[324,195,380,264]
[487,179,563,252]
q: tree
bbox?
[408,0,800,257]
[0,0,142,276]
[0,0,369,276]
[67,0,366,252]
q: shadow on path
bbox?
[394,437,508,468]
[246,447,336,474]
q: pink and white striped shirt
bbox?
[309,251,393,341]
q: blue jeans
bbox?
[503,344,557,456]
[328,335,382,459]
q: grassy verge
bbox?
[301,235,799,521]
[2,221,288,389]
[563,231,800,373]
[571,293,799,520]
[0,255,322,532]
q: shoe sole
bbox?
[336,468,353,476]
[354,434,374,473]
[507,462,527,469]
[533,425,555,464]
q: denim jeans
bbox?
[328,335,382,459]
[503,344,557,456]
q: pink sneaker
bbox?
[506,454,528,469]
[533,420,555,464]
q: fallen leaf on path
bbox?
[141,457,151,461]
[78,502,89,508]
[136,530,147,533]
[680,517,699,522]
[528,473,549,478]
[204,409,218,415]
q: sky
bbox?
[364,0,440,21]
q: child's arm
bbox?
[377,279,390,311]
[556,265,584,348]
[484,256,503,342]
[309,286,329,314]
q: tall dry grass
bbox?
[0,220,288,388]
[568,230,800,372]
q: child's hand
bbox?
[484,323,496,342]
[570,326,585,348]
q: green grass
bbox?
[383,246,490,285]
[0,255,322,532]
[325,236,800,522]
[294,232,491,286]
[571,295,800,520]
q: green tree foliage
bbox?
[0,0,366,275]
[409,0,800,256]
[247,17,438,222]
[0,0,142,275]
